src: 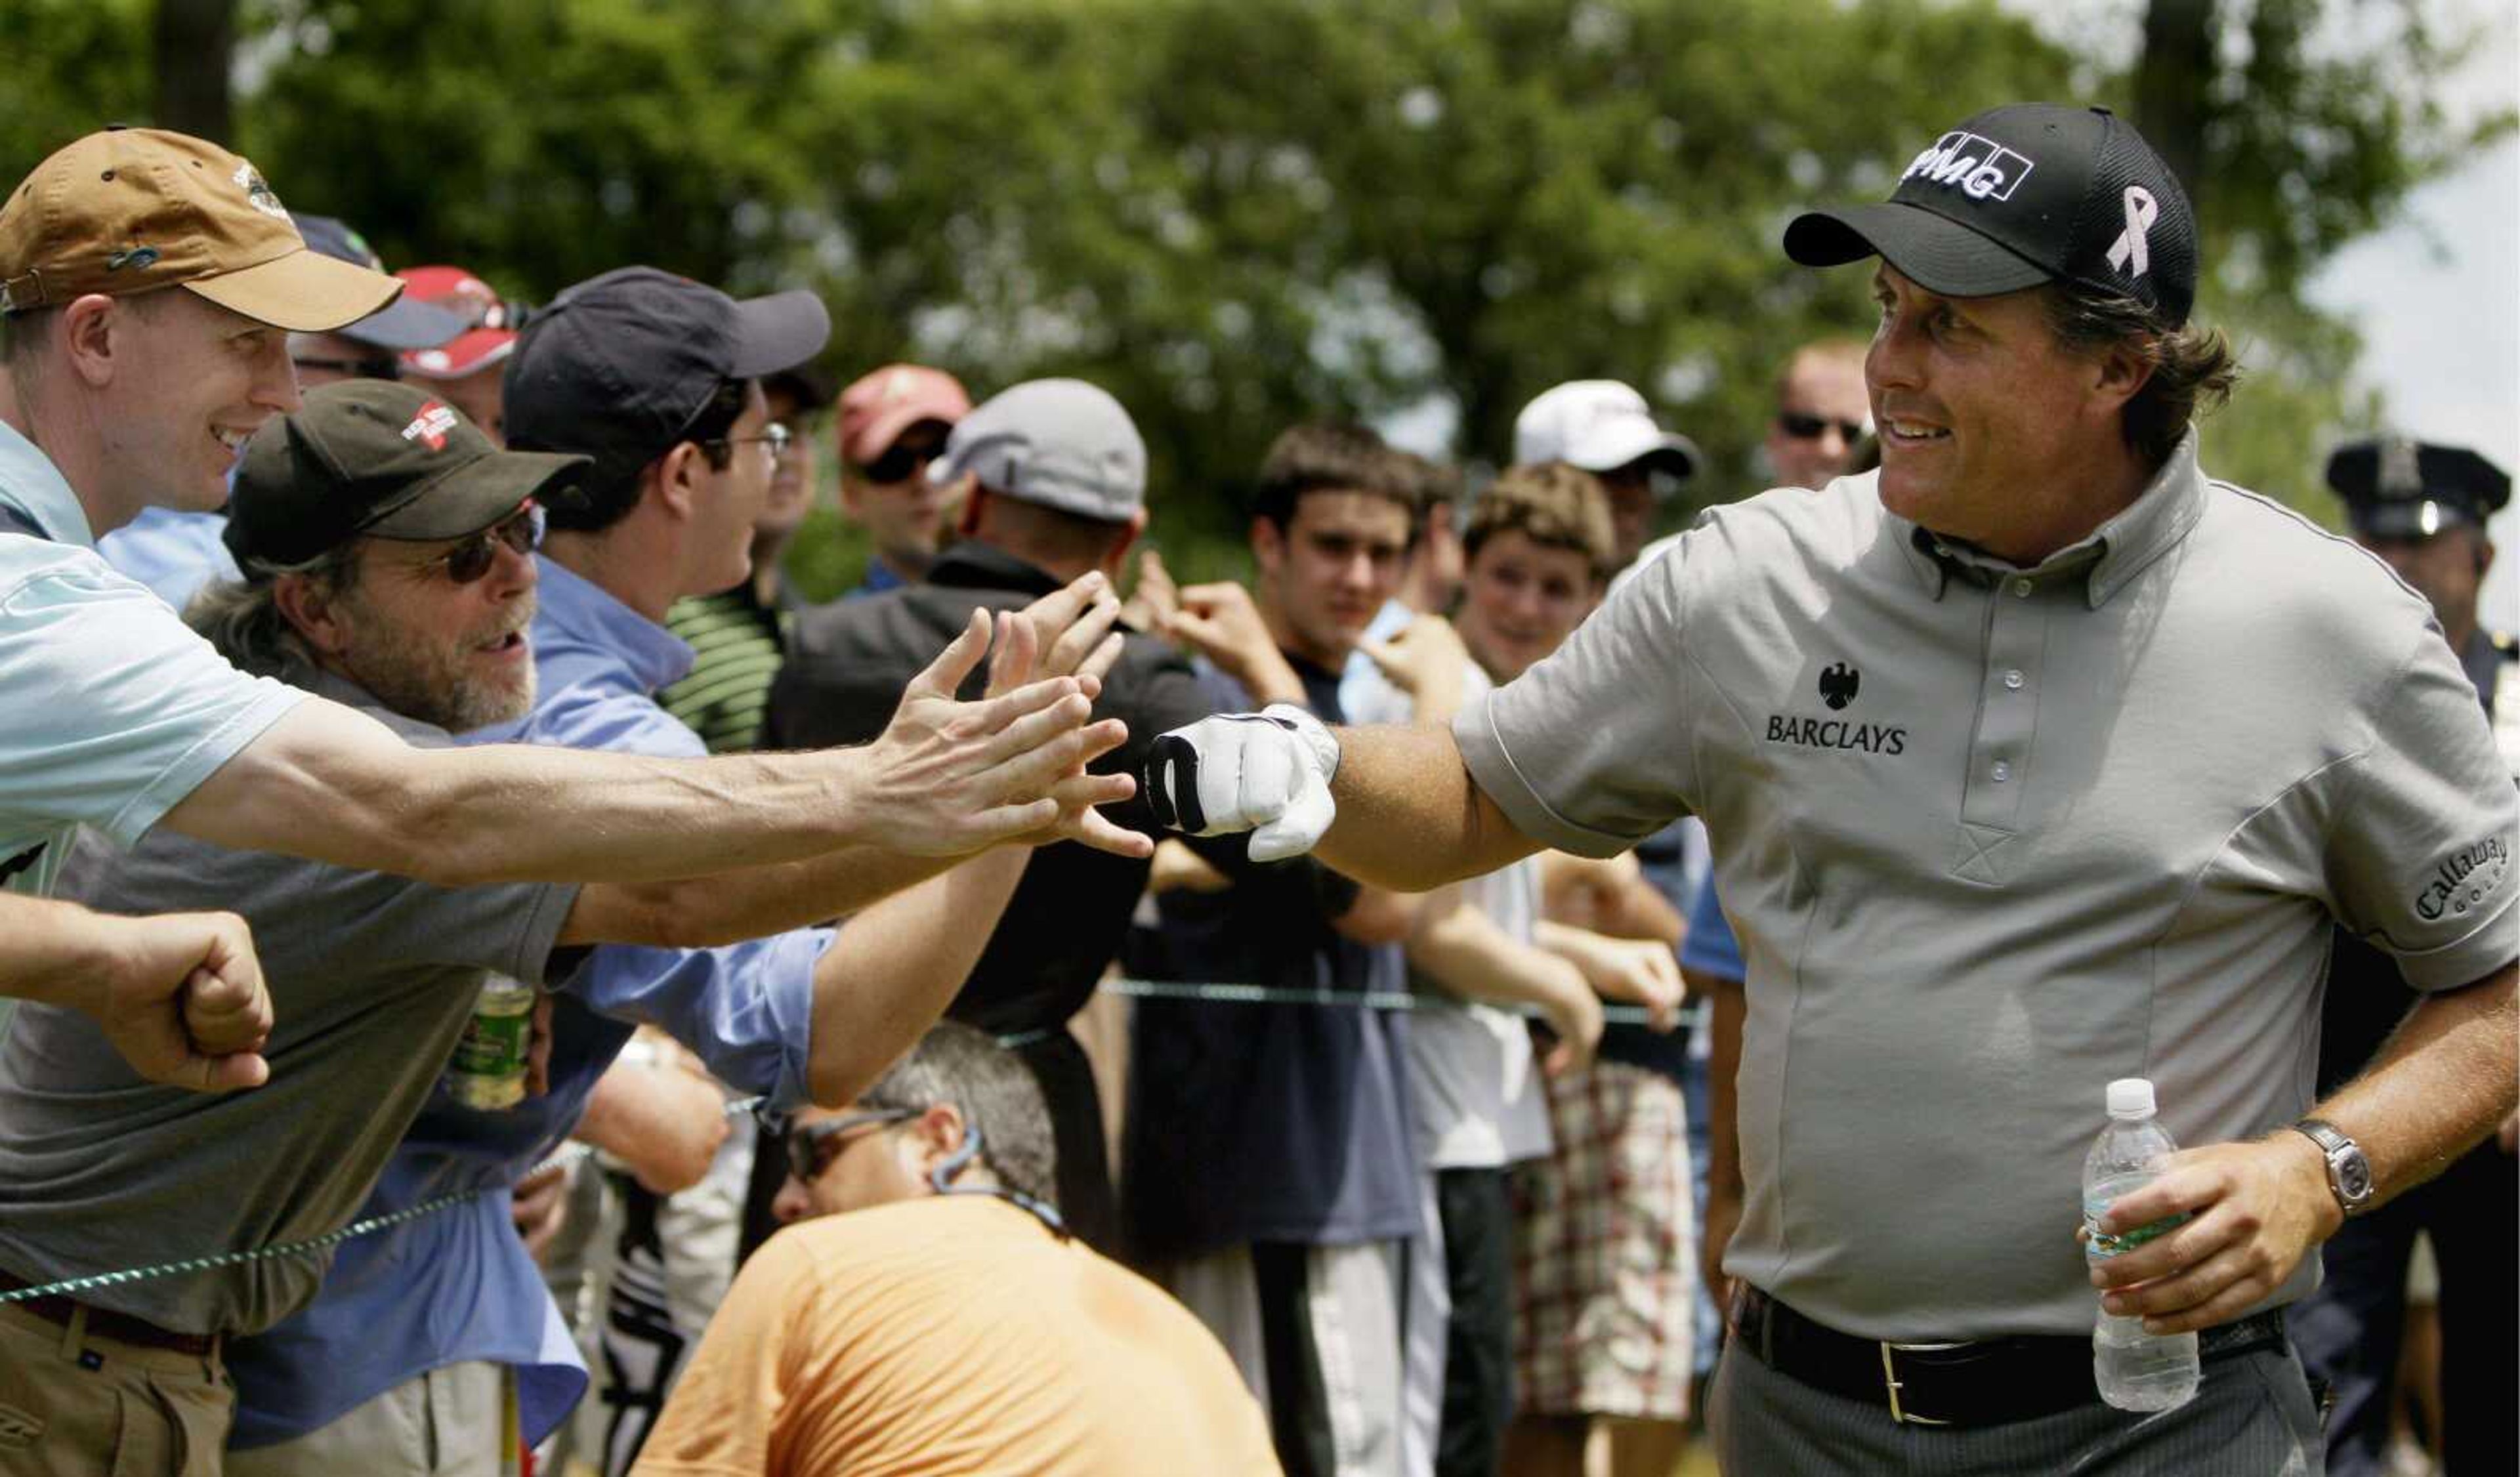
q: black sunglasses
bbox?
[856,439,948,486]
[1777,411,1866,444]
[783,1104,919,1183]
[411,502,543,585]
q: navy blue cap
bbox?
[501,266,830,496]
[292,215,469,351]
[2328,436,2510,539]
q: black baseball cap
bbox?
[2328,436,2510,539]
[293,215,471,352]
[226,379,590,569]
[1785,103,2199,326]
[502,266,830,494]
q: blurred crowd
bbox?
[0,117,2510,1477]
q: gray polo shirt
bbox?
[0,667,579,1337]
[1455,434,2518,1340]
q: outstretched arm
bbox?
[3,892,273,1092]
[163,575,1133,888]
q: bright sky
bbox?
[2307,73,2519,632]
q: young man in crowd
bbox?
[1358,461,1686,1477]
[660,364,833,755]
[1124,421,1429,1477]
[1148,103,2516,1474]
[635,1022,1282,1476]
[835,361,971,595]
[1510,380,1700,569]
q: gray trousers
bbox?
[1710,1335,2323,1476]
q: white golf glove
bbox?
[1144,703,1341,862]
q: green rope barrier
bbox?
[1,978,1705,1306]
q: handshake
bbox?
[1144,705,1343,863]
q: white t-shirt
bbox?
[1343,635,1551,1171]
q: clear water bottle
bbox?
[2082,1077,2200,1411]
[446,976,536,1110]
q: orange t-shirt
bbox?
[633,1196,1282,1477]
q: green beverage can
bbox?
[448,976,536,1111]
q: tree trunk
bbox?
[2135,0,2216,209]
[152,0,237,145]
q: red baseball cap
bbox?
[396,264,520,379]
[838,364,972,467]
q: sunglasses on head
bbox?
[783,1104,920,1182]
[411,501,543,585]
[1777,411,1867,444]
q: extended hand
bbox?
[1533,957,1605,1077]
[1145,705,1341,862]
[860,608,1123,857]
[1165,582,1307,706]
[94,910,274,1092]
[986,573,1150,858]
[2086,1133,2342,1335]
[1358,613,1469,722]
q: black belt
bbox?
[0,1268,219,1358]
[1729,1285,2288,1428]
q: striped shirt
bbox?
[660,581,789,753]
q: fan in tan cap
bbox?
[0,127,404,536]
[0,127,398,331]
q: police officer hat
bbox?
[2326,436,2510,539]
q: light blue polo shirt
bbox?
[0,420,304,902]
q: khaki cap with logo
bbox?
[0,127,400,331]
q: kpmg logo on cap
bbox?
[1902,131,2036,203]
[400,401,460,451]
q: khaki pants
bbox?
[0,1299,232,1477]
[224,1360,518,1477]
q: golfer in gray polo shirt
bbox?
[1144,102,2517,1472]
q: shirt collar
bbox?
[926,540,1066,598]
[0,418,96,547]
[1893,431,2208,608]
[530,556,696,694]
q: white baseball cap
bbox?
[1513,380,1701,490]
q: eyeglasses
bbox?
[410,502,543,585]
[1777,411,1867,444]
[783,1104,919,1183]
[706,423,793,465]
[294,354,402,382]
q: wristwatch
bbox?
[2290,1119,2375,1217]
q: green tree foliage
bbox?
[1,0,2491,588]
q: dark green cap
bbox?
[227,379,589,570]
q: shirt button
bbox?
[1991,760,2012,783]
[2004,669,2025,690]
[2012,579,2034,598]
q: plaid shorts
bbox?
[1509,1058,1697,1420]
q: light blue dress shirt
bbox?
[95,507,240,612]
[224,555,831,1452]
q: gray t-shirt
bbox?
[0,670,579,1337]
[1455,435,2519,1339]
